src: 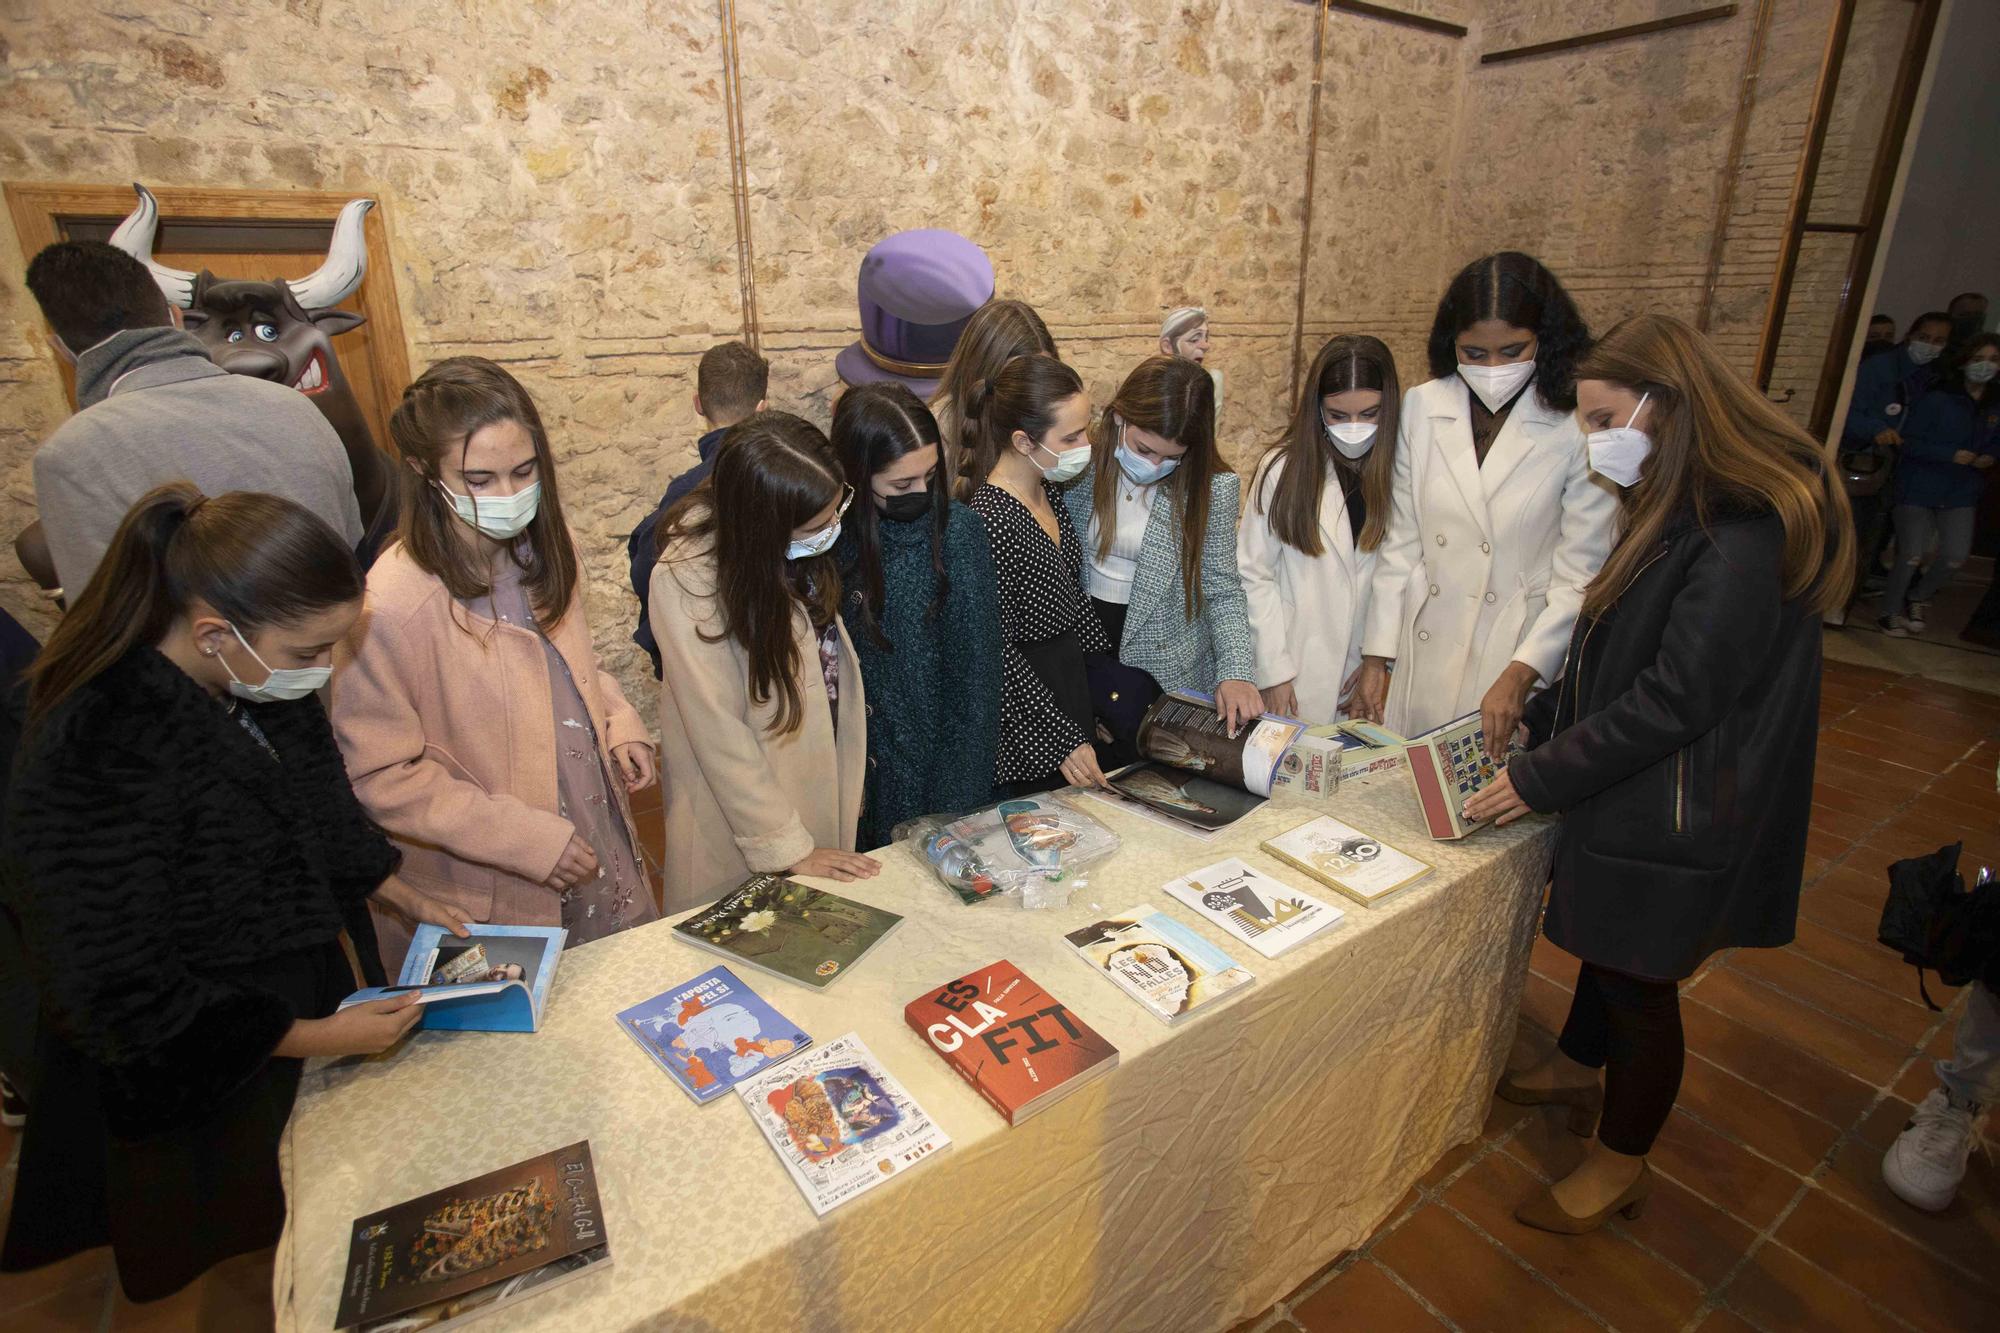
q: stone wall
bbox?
[0,0,1884,709]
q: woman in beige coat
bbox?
[649,411,875,912]
[333,358,658,968]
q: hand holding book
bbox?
[1462,765,1533,827]
[277,991,422,1059]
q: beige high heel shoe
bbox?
[1494,1071,1604,1137]
[1514,1162,1653,1235]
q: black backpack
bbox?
[1877,842,2000,1008]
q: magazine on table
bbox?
[334,1140,608,1330]
[1063,907,1256,1025]
[1403,711,1522,840]
[735,1031,951,1218]
[340,925,567,1033]
[673,874,902,990]
[1162,857,1344,958]
[616,965,811,1104]
[1104,690,1306,834]
[1261,814,1434,905]
[904,959,1118,1125]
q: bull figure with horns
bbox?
[109,183,397,562]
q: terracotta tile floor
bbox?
[4,660,1996,1331]
[1259,658,2000,1333]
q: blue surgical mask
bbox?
[222,623,330,702]
[437,481,541,540]
[1115,442,1178,486]
[786,485,854,560]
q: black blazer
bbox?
[2,647,395,1134]
[1511,503,1821,980]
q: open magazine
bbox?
[1100,690,1305,833]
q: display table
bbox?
[276,775,1555,1333]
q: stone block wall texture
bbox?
[0,0,1893,708]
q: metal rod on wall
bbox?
[719,0,761,351]
[1289,0,1333,407]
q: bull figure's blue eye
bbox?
[254,323,280,342]
[226,329,245,343]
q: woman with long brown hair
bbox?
[1060,355,1261,731]
[1239,334,1400,721]
[1466,312,1852,1234]
[332,357,658,965]
[1,485,460,1305]
[650,411,878,907]
[931,298,1058,495]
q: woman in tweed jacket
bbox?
[1061,356,1262,731]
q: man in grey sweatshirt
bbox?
[25,241,365,597]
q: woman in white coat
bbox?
[1239,334,1401,722]
[1351,252,1617,744]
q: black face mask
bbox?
[880,490,932,524]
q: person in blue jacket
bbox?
[627,342,769,677]
[1878,334,2000,636]
[1841,311,1953,600]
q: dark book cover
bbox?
[673,874,903,989]
[903,959,1118,1125]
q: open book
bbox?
[340,924,567,1033]
[1100,689,1305,834]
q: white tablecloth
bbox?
[277,775,1555,1333]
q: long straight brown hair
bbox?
[1255,334,1400,555]
[389,356,580,633]
[960,353,1084,494]
[655,411,845,737]
[932,299,1058,498]
[1090,356,1226,619]
[25,483,362,728]
[1575,313,1854,616]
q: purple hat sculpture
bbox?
[836,229,996,395]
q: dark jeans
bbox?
[1556,962,1684,1155]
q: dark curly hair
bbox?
[1426,252,1591,412]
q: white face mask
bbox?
[1966,361,1998,385]
[222,623,330,702]
[786,485,853,560]
[1584,392,1653,489]
[1459,360,1536,411]
[438,481,541,540]
[1033,439,1092,484]
[1906,340,1944,366]
[1324,420,1378,459]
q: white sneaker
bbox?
[1881,1088,1981,1212]
[1907,602,1930,633]
[1878,615,1911,639]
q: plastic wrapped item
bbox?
[897,796,1121,908]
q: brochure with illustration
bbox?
[1063,908,1256,1025]
[341,925,567,1033]
[903,960,1118,1126]
[1403,711,1521,840]
[1261,814,1434,905]
[334,1140,608,1330]
[673,874,903,990]
[1104,690,1306,833]
[736,1031,951,1218]
[1162,857,1344,958]
[615,966,811,1104]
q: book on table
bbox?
[1260,814,1434,906]
[333,1140,609,1330]
[735,1031,951,1218]
[339,924,567,1033]
[904,959,1119,1126]
[672,873,902,990]
[1162,856,1344,958]
[1402,710,1521,840]
[1097,689,1306,835]
[1063,907,1256,1024]
[615,965,811,1104]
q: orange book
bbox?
[904,960,1119,1126]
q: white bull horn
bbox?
[286,198,375,310]
[107,183,198,310]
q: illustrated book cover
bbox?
[903,959,1118,1125]
[735,1031,950,1218]
[1162,857,1344,958]
[673,874,903,989]
[1403,711,1521,840]
[1260,815,1434,905]
[1063,908,1255,1024]
[616,965,811,1104]
[334,1140,608,1330]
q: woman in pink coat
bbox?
[332,358,658,967]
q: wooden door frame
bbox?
[3,181,413,440]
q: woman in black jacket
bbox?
[0,484,462,1304]
[1467,313,1852,1234]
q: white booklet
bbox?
[1260,814,1433,906]
[1063,908,1256,1025]
[1163,857,1344,958]
[735,1031,950,1218]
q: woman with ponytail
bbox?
[1465,313,1852,1236]
[332,357,657,965]
[930,298,1058,496]
[651,411,878,907]
[0,485,461,1303]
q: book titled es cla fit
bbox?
[616,965,810,1104]
[904,960,1118,1125]
[334,1140,608,1331]
[673,874,902,990]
